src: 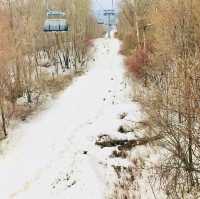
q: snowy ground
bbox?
[0,34,145,199]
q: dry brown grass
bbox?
[126,48,150,79]
[40,74,73,94]
[0,73,75,136]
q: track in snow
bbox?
[0,35,140,199]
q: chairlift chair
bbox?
[43,8,69,32]
[97,20,104,25]
[104,9,115,16]
[47,10,65,17]
[43,19,69,32]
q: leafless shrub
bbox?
[117,0,200,198]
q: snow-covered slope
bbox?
[0,34,141,199]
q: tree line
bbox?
[117,0,200,198]
[0,0,103,138]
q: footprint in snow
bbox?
[51,173,76,190]
[83,150,88,155]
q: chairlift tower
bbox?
[104,9,115,38]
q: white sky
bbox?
[92,0,121,11]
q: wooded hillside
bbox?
[0,0,103,138]
[117,0,200,198]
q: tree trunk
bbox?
[0,104,7,137]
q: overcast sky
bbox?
[92,0,121,11]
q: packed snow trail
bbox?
[0,34,141,199]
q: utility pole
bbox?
[104,9,115,38]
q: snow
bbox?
[0,33,143,199]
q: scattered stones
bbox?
[51,172,76,190]
[119,112,128,119]
[118,124,134,134]
[98,161,108,167]
[67,180,76,188]
[83,150,88,155]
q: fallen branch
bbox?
[95,134,163,150]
